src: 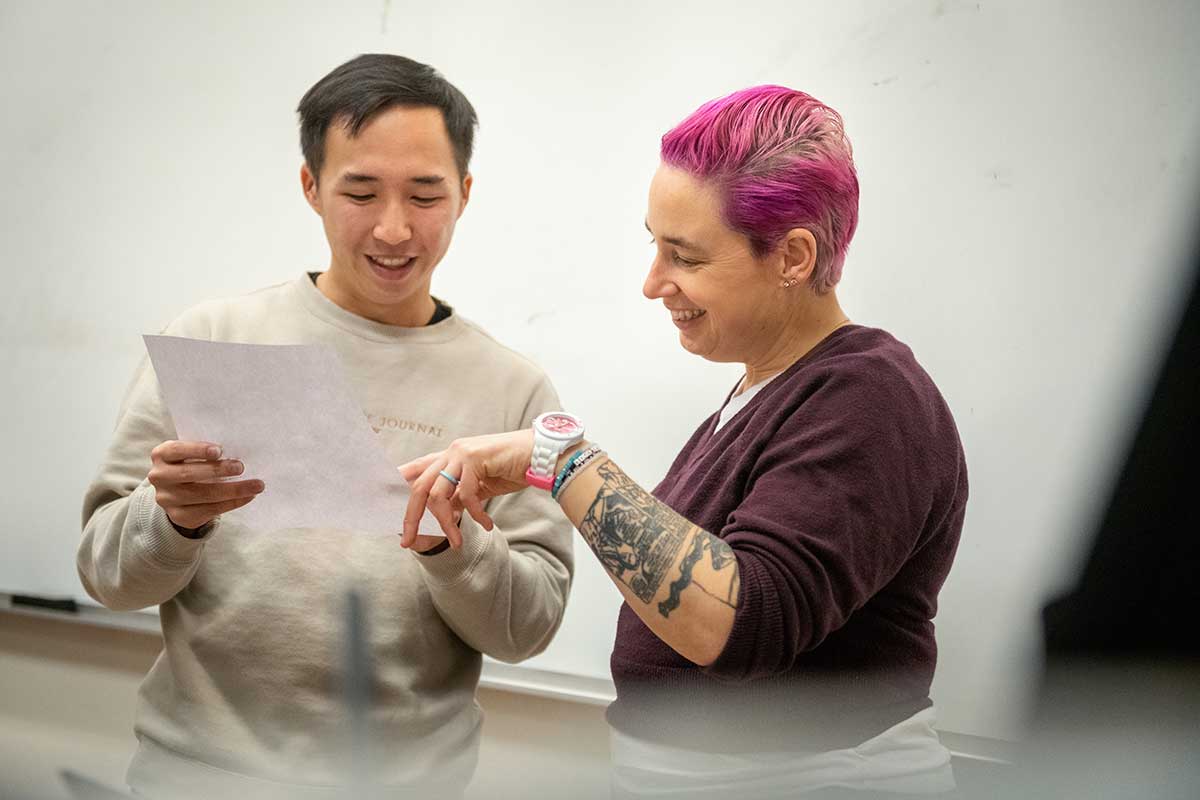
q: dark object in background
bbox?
[1025,222,1200,800]
[1042,242,1199,658]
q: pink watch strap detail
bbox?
[525,467,555,491]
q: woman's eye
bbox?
[649,236,699,267]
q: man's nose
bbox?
[374,204,413,245]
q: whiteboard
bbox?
[2,0,1198,740]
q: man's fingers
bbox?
[157,478,265,507]
[187,478,264,505]
[166,495,257,531]
[151,437,260,531]
[152,440,223,464]
[214,495,258,515]
[148,458,245,487]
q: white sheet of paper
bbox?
[143,335,443,537]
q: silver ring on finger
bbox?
[437,469,460,486]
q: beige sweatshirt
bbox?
[77,276,574,799]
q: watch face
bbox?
[538,413,583,439]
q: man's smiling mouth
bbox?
[368,255,415,270]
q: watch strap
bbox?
[525,467,556,491]
[529,438,560,479]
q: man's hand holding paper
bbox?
[143,334,443,539]
[147,439,264,535]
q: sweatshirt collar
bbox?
[293,273,467,345]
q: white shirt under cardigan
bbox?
[714,372,782,433]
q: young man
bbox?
[77,54,573,799]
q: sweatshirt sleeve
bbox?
[414,376,574,663]
[703,368,949,682]
[77,356,213,611]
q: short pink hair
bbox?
[660,85,859,293]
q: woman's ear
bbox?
[781,228,818,285]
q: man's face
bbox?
[301,105,471,326]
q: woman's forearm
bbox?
[557,454,738,666]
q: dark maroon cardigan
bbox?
[607,325,968,751]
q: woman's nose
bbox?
[642,257,677,300]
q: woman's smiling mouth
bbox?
[670,308,707,324]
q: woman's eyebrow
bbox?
[645,220,702,250]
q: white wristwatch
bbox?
[525,412,586,490]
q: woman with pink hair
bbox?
[402,86,967,797]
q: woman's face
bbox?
[643,164,787,365]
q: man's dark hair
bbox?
[297,54,478,183]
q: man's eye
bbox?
[345,193,374,202]
[413,196,442,205]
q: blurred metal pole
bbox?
[343,588,377,800]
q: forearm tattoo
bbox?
[579,462,690,602]
[580,462,740,617]
[659,535,740,617]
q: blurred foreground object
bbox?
[1028,211,1200,800]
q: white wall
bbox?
[2,0,1198,742]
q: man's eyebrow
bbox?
[645,220,702,251]
[336,174,446,186]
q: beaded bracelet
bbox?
[550,445,592,498]
[551,444,600,499]
[552,444,605,500]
